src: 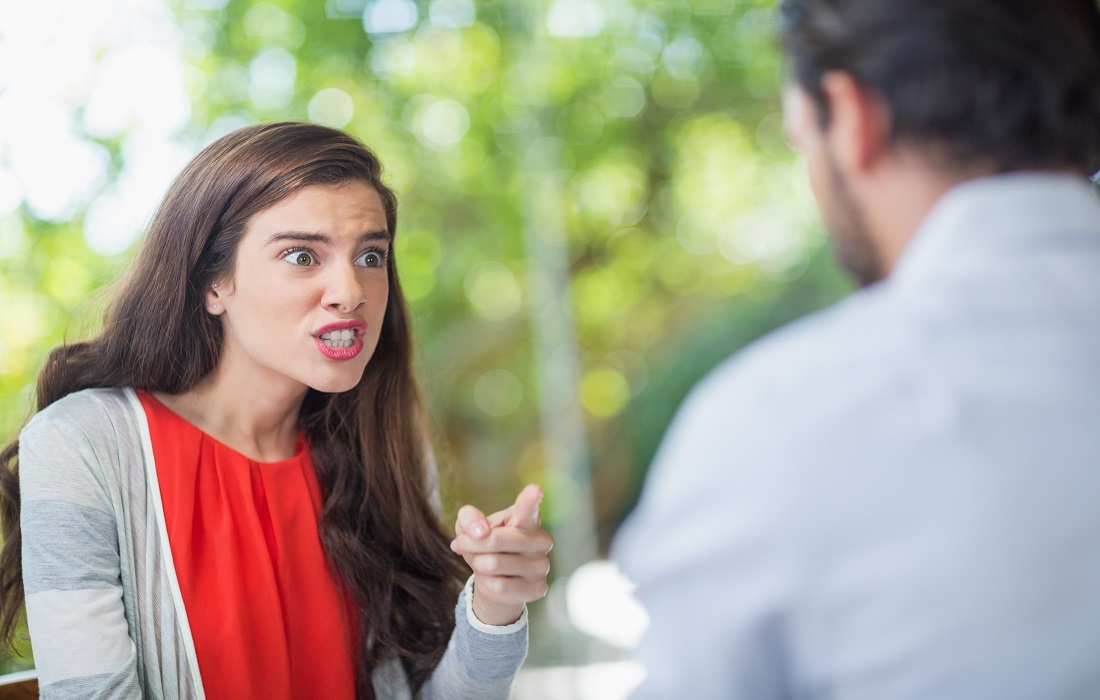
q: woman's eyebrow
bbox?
[265,229,391,247]
[357,230,392,245]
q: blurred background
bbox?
[0,0,852,695]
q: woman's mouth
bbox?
[318,328,359,349]
[314,325,366,360]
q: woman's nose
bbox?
[322,263,366,313]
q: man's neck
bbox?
[858,152,997,277]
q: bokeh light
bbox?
[465,261,522,321]
[308,88,356,128]
[474,369,525,417]
[546,0,606,39]
[363,0,418,35]
[428,0,476,29]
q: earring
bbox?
[210,304,219,311]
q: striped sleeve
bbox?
[419,581,528,699]
[19,399,142,699]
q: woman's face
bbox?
[207,181,391,396]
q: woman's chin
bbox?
[307,372,366,395]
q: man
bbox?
[613,1,1100,697]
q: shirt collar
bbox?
[890,172,1100,291]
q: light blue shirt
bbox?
[614,173,1100,699]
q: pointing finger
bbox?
[509,484,543,530]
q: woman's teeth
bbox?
[320,329,358,348]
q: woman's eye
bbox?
[283,250,316,266]
[358,250,387,267]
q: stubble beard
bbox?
[823,149,883,288]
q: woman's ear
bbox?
[205,281,228,315]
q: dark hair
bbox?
[0,122,467,697]
[778,0,1100,175]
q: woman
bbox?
[0,122,552,698]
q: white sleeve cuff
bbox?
[463,576,528,635]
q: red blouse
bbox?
[138,391,357,699]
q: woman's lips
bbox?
[314,323,366,360]
[314,334,364,360]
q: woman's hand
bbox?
[451,484,554,626]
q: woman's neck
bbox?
[153,358,308,463]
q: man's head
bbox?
[778,0,1100,284]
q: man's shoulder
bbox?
[694,285,913,413]
[615,287,921,573]
[646,286,921,498]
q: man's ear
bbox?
[820,71,890,174]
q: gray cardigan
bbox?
[19,388,526,699]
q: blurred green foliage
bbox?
[0,0,852,579]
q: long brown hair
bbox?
[0,122,467,696]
